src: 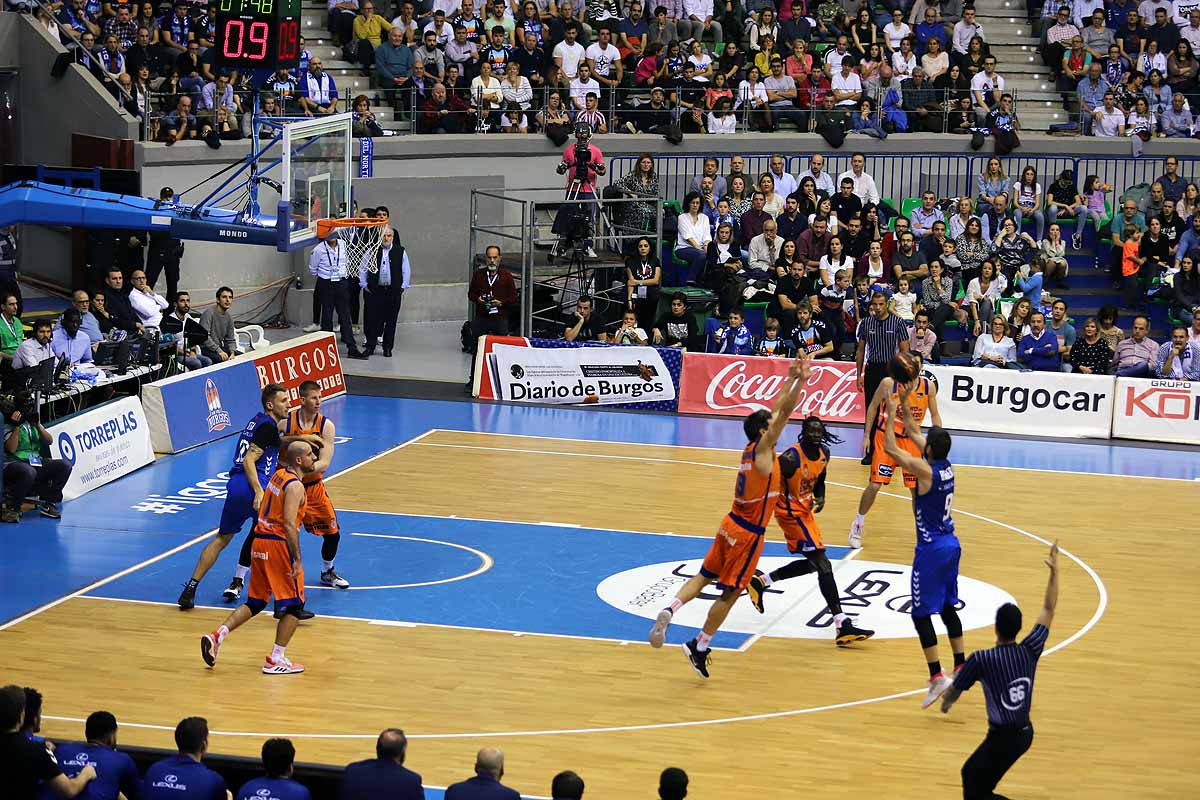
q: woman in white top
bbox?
[688,40,714,81]
[735,65,769,111]
[707,97,737,133]
[758,173,784,218]
[819,235,855,287]
[882,9,912,53]
[674,191,713,284]
[948,196,986,241]
[1038,222,1069,289]
[921,36,949,81]
[964,259,1005,336]
[972,314,1017,368]
[470,61,504,128]
[1011,165,1045,241]
[808,196,839,236]
[501,62,533,109]
[1126,96,1155,139]
[891,36,917,81]
[1139,39,1168,76]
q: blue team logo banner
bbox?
[358,137,374,178]
[143,360,263,453]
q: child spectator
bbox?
[1122,224,1145,310]
[890,276,917,322]
[612,308,648,345]
[711,307,754,354]
[756,317,793,356]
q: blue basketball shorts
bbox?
[910,537,961,618]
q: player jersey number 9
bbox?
[942,492,953,522]
[234,436,250,467]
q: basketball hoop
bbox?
[315,217,389,276]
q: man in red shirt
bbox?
[466,245,518,390]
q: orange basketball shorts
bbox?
[870,429,921,489]
[774,508,824,553]
[301,479,339,536]
[247,534,305,613]
[699,514,766,592]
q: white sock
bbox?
[234,564,249,581]
[271,644,286,662]
[854,513,865,526]
[696,631,713,651]
[834,613,847,626]
[668,599,682,614]
[216,625,229,644]
[760,574,775,587]
[322,560,335,572]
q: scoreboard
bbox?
[214,0,302,70]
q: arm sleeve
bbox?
[251,422,282,450]
[951,653,981,691]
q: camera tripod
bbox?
[556,177,597,308]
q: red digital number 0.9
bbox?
[277,20,299,60]
[222,19,271,60]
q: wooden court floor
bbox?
[3,430,1196,798]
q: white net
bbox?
[318,219,387,277]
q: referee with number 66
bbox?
[941,541,1060,800]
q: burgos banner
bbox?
[1111,377,1200,445]
[490,343,675,405]
[251,332,345,408]
[927,365,1114,438]
[49,395,155,500]
[142,359,263,453]
[677,353,866,423]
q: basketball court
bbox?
[0,395,1196,798]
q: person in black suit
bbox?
[359,227,408,358]
[339,729,424,800]
[444,748,519,800]
[101,268,142,334]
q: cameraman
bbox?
[3,392,72,521]
[555,121,605,255]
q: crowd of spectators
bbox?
[2,686,694,800]
[539,150,1200,375]
[1051,4,1200,140]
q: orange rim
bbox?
[315,217,389,239]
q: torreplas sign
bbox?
[927,365,1114,438]
[490,343,675,405]
[49,396,155,500]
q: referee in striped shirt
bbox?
[941,542,1060,800]
[854,292,910,464]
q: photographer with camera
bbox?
[555,121,606,257]
[3,391,72,521]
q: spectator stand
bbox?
[467,185,664,340]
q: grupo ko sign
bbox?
[678,354,867,423]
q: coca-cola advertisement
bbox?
[678,353,867,423]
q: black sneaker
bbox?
[177,583,196,611]
[681,638,711,679]
[222,576,244,603]
[835,619,875,647]
[38,502,60,519]
[747,575,767,614]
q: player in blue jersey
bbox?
[235,738,311,800]
[177,383,288,611]
[45,711,141,800]
[143,717,227,800]
[882,385,967,710]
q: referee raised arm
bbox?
[942,541,1060,800]
[854,292,910,464]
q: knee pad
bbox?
[912,614,938,649]
[942,605,963,639]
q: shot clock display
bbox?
[214,0,302,70]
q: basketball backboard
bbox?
[280,112,353,251]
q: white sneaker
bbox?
[262,656,305,675]
[624,121,637,134]
[302,323,320,333]
[351,324,362,335]
[848,518,864,549]
[921,674,952,709]
[585,246,597,258]
[321,568,350,589]
[648,608,672,648]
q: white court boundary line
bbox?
[40,428,1108,741]
[425,427,1200,483]
[304,534,494,590]
[0,429,440,633]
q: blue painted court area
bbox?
[1,394,1196,632]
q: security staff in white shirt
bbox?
[359,227,411,358]
[309,231,367,358]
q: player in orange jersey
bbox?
[200,441,315,675]
[276,379,349,590]
[648,353,812,679]
[848,352,942,549]
[746,416,875,646]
